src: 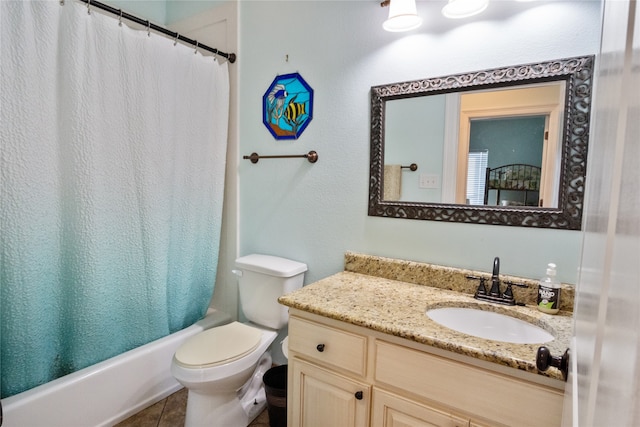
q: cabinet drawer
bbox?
[374,340,562,427]
[289,316,367,377]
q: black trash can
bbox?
[263,364,288,427]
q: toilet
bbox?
[171,254,307,427]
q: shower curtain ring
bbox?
[59,0,64,6]
[194,41,199,54]
[118,9,123,26]
[146,21,151,37]
[174,33,179,46]
[87,0,91,14]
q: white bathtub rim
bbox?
[1,309,232,427]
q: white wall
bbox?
[238,1,602,286]
[104,0,227,25]
[165,0,227,24]
[105,0,167,24]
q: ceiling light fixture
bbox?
[381,0,422,32]
[441,0,489,19]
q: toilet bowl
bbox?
[171,322,277,426]
[171,254,307,427]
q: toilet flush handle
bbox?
[232,269,243,277]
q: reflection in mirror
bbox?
[457,82,565,208]
[370,56,594,229]
[384,82,565,207]
[467,116,546,207]
[384,95,446,203]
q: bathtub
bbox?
[1,309,232,427]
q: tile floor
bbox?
[114,387,271,427]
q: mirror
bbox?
[369,56,594,229]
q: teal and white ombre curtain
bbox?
[0,1,229,398]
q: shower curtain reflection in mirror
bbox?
[0,1,230,398]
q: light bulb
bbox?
[442,0,489,19]
[383,0,422,32]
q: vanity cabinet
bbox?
[287,309,564,427]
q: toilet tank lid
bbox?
[235,254,307,277]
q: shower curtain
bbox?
[0,1,230,398]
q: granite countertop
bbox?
[279,270,572,381]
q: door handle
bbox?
[536,346,569,381]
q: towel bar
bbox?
[243,151,318,164]
[401,163,418,171]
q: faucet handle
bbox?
[502,282,515,301]
[466,275,487,296]
[504,280,528,288]
[502,281,527,304]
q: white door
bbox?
[563,1,640,426]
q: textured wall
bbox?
[238,1,602,285]
[100,0,602,285]
[104,0,167,24]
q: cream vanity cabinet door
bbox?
[290,358,370,427]
[372,388,469,427]
[288,315,370,427]
[374,341,562,427]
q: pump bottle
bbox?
[537,263,560,314]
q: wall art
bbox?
[262,72,313,140]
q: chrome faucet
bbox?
[466,257,528,306]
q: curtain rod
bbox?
[74,0,236,63]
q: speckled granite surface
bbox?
[278,253,573,381]
[344,252,575,311]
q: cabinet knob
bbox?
[316,344,325,352]
[354,391,363,400]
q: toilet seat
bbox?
[174,322,262,368]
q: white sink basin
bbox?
[426,307,554,344]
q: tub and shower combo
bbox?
[1,1,232,425]
[1,311,230,427]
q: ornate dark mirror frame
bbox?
[368,55,594,229]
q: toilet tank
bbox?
[235,254,307,329]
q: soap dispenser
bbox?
[537,263,560,314]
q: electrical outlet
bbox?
[419,174,439,189]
